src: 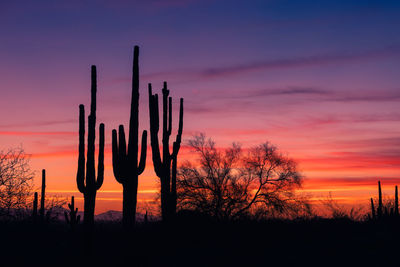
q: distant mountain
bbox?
[95,210,122,221]
[2,208,157,222]
[94,210,154,222]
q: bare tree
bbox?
[0,147,35,218]
[177,134,306,220]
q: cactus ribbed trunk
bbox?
[76,65,105,229]
[39,169,46,220]
[149,82,183,222]
[112,46,147,228]
[122,181,138,226]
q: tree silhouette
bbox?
[0,147,34,219]
[112,46,147,228]
[177,134,304,220]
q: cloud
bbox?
[305,177,400,188]
[200,45,400,78]
[0,119,75,129]
[0,131,76,136]
[329,92,400,102]
[222,87,330,99]
[110,45,400,85]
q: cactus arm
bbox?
[172,98,184,157]
[154,94,159,131]
[178,98,183,136]
[137,130,147,175]
[96,123,105,190]
[112,129,124,184]
[118,125,127,160]
[168,97,172,136]
[162,82,171,162]
[77,105,86,193]
[149,84,163,177]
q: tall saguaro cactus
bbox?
[149,82,183,222]
[39,169,46,220]
[112,46,147,228]
[77,65,105,227]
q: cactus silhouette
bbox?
[39,169,46,221]
[370,197,375,220]
[112,46,147,228]
[395,185,398,216]
[377,181,382,218]
[149,82,183,221]
[32,192,38,219]
[76,65,105,227]
[65,196,80,229]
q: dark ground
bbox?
[0,215,398,267]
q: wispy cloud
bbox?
[0,119,75,129]
[305,177,400,188]
[112,45,400,85]
[221,87,330,99]
[0,131,76,136]
[200,45,400,78]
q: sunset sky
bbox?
[1,0,400,214]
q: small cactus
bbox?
[39,169,46,221]
[32,192,38,220]
[377,181,382,218]
[370,198,375,220]
[65,196,80,229]
[395,185,398,216]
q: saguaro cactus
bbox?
[32,192,38,219]
[395,185,399,216]
[370,198,375,220]
[112,46,147,228]
[76,65,105,227]
[39,169,46,220]
[149,82,183,222]
[377,181,383,218]
[65,196,80,228]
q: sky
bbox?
[1,0,400,214]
